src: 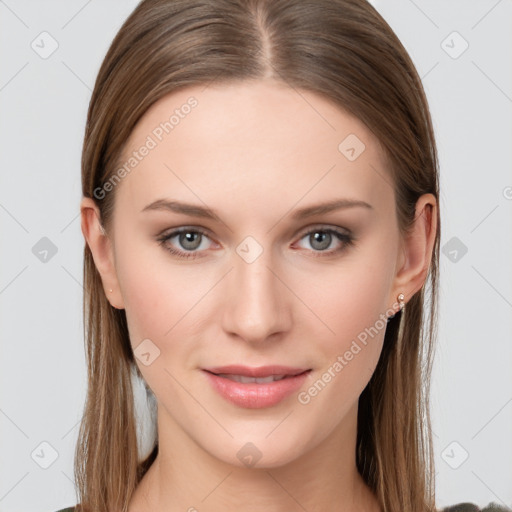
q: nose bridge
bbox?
[222,237,289,342]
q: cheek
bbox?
[300,247,394,395]
[293,287,387,441]
[116,250,207,398]
[114,219,191,316]
[310,254,393,347]
[114,236,199,350]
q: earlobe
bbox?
[80,197,125,309]
[391,193,437,307]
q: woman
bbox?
[56,0,510,511]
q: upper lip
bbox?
[203,365,311,378]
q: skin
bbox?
[81,79,437,512]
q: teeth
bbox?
[217,373,288,383]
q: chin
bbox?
[204,434,309,470]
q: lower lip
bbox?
[203,370,310,409]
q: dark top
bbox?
[442,505,511,512]
[55,503,512,511]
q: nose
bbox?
[221,244,292,344]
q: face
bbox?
[95,80,407,468]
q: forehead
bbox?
[114,80,393,219]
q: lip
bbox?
[202,366,311,409]
[203,365,310,378]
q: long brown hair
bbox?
[76,1,441,510]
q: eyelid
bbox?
[294,223,352,237]
[157,225,215,240]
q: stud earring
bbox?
[397,292,405,311]
[109,288,113,293]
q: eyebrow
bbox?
[141,197,373,220]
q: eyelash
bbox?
[156,226,355,260]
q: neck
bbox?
[129,402,381,512]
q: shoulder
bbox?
[55,508,76,512]
[441,503,512,512]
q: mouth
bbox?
[203,365,310,380]
[202,365,312,409]
[211,374,294,384]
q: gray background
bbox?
[0,0,511,510]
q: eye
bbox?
[294,226,354,256]
[156,225,355,260]
[156,228,215,259]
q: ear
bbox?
[390,193,438,310]
[80,197,125,310]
